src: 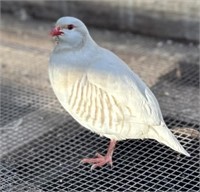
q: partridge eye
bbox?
[67,24,74,30]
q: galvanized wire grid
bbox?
[1,66,199,192]
[1,30,199,191]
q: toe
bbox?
[81,158,102,164]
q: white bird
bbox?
[49,16,190,169]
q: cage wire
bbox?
[0,15,200,192]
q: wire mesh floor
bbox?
[1,17,200,191]
[1,65,199,192]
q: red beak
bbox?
[50,26,64,36]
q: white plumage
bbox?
[49,17,190,169]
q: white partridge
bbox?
[49,17,190,169]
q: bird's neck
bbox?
[54,35,97,54]
[50,36,99,70]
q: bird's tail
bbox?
[147,124,190,157]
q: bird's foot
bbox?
[81,152,113,170]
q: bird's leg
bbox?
[81,140,117,170]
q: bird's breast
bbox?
[49,64,148,141]
[49,63,85,109]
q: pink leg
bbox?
[81,140,117,170]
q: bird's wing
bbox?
[87,48,163,126]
